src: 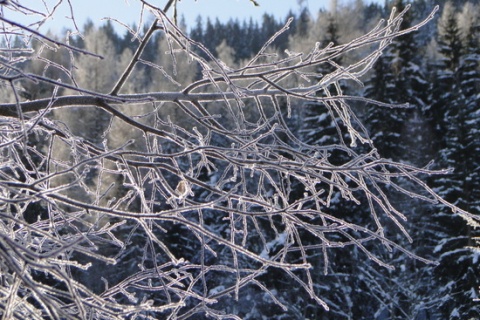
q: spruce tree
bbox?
[364,0,429,162]
[361,2,438,317]
[427,3,480,318]
[298,10,375,317]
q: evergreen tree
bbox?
[300,11,350,165]
[203,18,218,56]
[298,9,375,318]
[260,13,287,50]
[361,2,439,317]
[426,3,480,318]
[364,0,429,162]
[363,42,404,160]
[246,18,262,56]
[224,19,242,61]
[293,7,312,38]
[100,20,122,54]
[237,20,251,60]
[190,16,204,43]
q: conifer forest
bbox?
[0,0,479,319]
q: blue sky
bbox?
[7,0,334,34]
[176,0,329,26]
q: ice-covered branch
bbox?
[0,1,471,319]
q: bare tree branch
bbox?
[0,1,475,319]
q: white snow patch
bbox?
[208,285,225,295]
[260,232,287,259]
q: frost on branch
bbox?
[0,1,475,319]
